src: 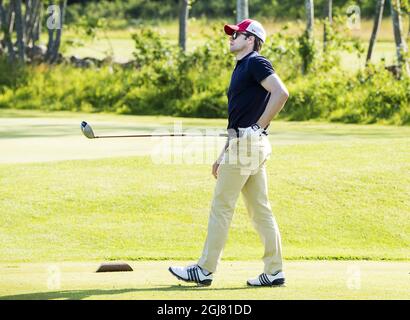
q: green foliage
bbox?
[0,27,233,118]
[0,23,409,125]
[0,57,29,94]
[262,24,302,80]
[132,28,175,66]
[283,64,410,125]
[65,0,391,24]
[298,30,317,74]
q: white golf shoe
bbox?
[247,271,285,287]
[168,264,213,286]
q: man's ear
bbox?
[248,36,255,46]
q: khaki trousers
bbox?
[198,135,283,274]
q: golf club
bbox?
[81,121,229,139]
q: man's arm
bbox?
[256,73,289,129]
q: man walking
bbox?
[169,19,289,287]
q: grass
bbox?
[0,110,409,299]
[0,110,409,263]
[0,261,409,300]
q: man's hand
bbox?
[242,123,264,139]
[212,161,219,179]
[212,138,229,179]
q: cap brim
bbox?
[224,24,239,36]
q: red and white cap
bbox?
[224,19,266,43]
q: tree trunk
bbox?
[24,0,31,40]
[236,0,249,23]
[305,0,314,39]
[1,0,14,60]
[13,0,25,62]
[178,0,189,52]
[32,0,41,46]
[390,0,410,75]
[7,2,15,34]
[24,0,39,46]
[45,4,54,61]
[26,0,41,46]
[301,0,315,74]
[0,0,3,31]
[366,0,385,63]
[323,0,332,52]
[0,0,16,61]
[408,14,410,39]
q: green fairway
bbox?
[1,109,409,262]
[0,261,408,300]
[0,110,409,299]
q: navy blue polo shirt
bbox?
[227,51,275,130]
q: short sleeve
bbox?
[249,56,275,83]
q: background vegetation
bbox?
[65,0,402,23]
[0,0,409,124]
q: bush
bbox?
[0,57,29,93]
[282,65,410,125]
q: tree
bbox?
[236,0,248,23]
[401,0,410,38]
[13,0,25,62]
[178,0,189,51]
[300,0,315,74]
[24,0,42,47]
[305,0,314,39]
[0,0,16,61]
[323,0,332,52]
[390,0,410,75]
[0,0,66,64]
[366,0,385,63]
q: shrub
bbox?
[0,57,29,92]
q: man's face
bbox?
[229,31,253,53]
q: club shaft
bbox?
[94,133,228,138]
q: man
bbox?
[169,19,289,287]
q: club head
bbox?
[81,121,95,139]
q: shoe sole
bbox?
[247,278,286,287]
[168,267,212,286]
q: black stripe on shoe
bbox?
[188,268,194,281]
[263,274,271,285]
[187,267,200,283]
[192,268,198,283]
[265,273,272,286]
[258,274,267,285]
[169,266,212,286]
